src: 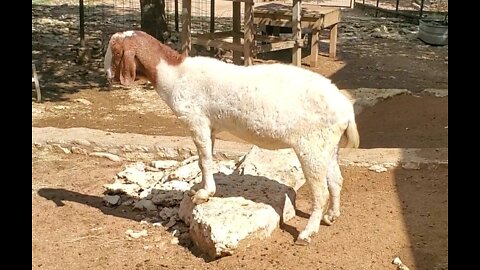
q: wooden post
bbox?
[310,28,319,67]
[375,0,380,17]
[181,0,192,55]
[329,24,337,58]
[244,0,254,66]
[419,0,425,18]
[292,0,302,66]
[210,0,216,55]
[32,64,41,103]
[232,1,241,65]
[79,0,85,47]
[174,0,179,32]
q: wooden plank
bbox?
[32,64,41,103]
[232,1,241,65]
[193,31,234,40]
[254,17,320,30]
[174,0,179,32]
[292,0,302,66]
[181,0,192,55]
[191,37,244,52]
[255,41,296,54]
[323,9,341,28]
[224,0,254,3]
[254,35,292,43]
[244,1,254,66]
[310,28,319,67]
[209,0,215,55]
[329,24,338,58]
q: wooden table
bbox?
[254,2,341,67]
[180,0,340,67]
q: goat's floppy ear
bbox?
[119,49,136,85]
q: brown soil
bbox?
[32,152,448,270]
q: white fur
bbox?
[106,31,359,243]
[151,56,359,243]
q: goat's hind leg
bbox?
[322,145,343,226]
[188,120,216,205]
[294,140,335,245]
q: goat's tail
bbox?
[343,119,360,148]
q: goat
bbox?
[104,30,360,245]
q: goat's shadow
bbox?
[37,172,305,261]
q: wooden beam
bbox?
[224,0,254,3]
[310,28,319,67]
[193,31,234,40]
[181,0,192,55]
[191,37,244,52]
[292,0,302,66]
[329,24,338,58]
[244,1,254,66]
[232,1,241,65]
[79,0,85,47]
[174,0,179,32]
[255,40,296,54]
[32,64,41,103]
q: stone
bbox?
[368,164,388,173]
[104,182,140,196]
[164,216,177,229]
[103,195,121,206]
[117,163,162,188]
[133,199,158,211]
[71,146,88,155]
[168,161,201,181]
[73,98,92,105]
[422,89,448,97]
[151,160,178,169]
[402,162,421,170]
[89,152,122,162]
[159,207,179,220]
[151,189,185,206]
[52,144,71,154]
[125,229,148,239]
[183,196,280,258]
[235,146,305,191]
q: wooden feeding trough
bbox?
[180,0,341,67]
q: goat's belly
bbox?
[221,126,291,150]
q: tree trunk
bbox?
[140,0,168,42]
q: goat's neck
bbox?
[135,42,185,88]
[154,60,186,102]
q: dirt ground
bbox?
[32,151,447,270]
[32,1,448,269]
[32,3,448,149]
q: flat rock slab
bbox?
[182,196,281,259]
[179,146,300,259]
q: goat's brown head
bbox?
[104,30,139,86]
[104,30,186,87]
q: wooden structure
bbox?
[32,62,41,103]
[254,2,341,67]
[180,0,341,67]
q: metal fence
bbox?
[354,0,448,20]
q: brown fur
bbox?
[108,31,186,86]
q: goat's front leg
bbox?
[189,123,216,205]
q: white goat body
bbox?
[104,30,359,245]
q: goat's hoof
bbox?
[191,189,210,205]
[322,211,340,226]
[295,237,311,246]
[322,215,336,226]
